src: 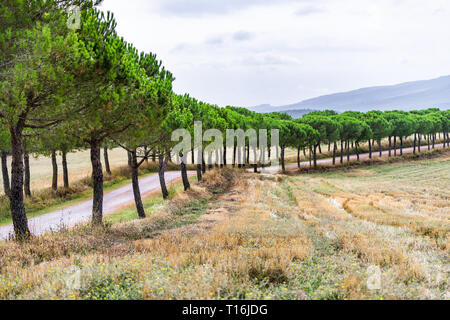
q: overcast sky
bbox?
[99,0,450,108]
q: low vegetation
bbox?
[0,152,448,300]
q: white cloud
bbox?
[100,0,450,107]
[232,31,255,41]
[154,0,306,17]
[295,5,327,16]
[205,35,225,46]
[239,53,302,66]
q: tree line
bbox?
[1,1,449,240]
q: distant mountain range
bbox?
[248,75,450,117]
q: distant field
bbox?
[0,147,283,193]
[0,148,129,192]
[1,152,448,300]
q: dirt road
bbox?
[0,171,195,240]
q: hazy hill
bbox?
[280,109,315,119]
[249,75,450,114]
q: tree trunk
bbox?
[152,150,156,162]
[297,148,301,168]
[90,142,103,226]
[246,143,250,165]
[127,151,132,168]
[388,136,392,157]
[253,146,258,173]
[413,134,417,155]
[261,146,266,169]
[62,151,69,189]
[356,142,360,161]
[418,135,421,153]
[368,139,372,159]
[215,149,220,168]
[144,146,149,165]
[223,144,227,166]
[237,144,242,169]
[158,153,169,199]
[281,146,286,172]
[181,155,191,191]
[427,135,430,150]
[340,140,344,164]
[196,163,202,181]
[202,151,206,173]
[309,147,312,167]
[400,137,403,155]
[51,150,58,192]
[378,140,382,157]
[275,146,279,166]
[196,147,202,182]
[318,144,322,154]
[1,151,11,198]
[9,129,30,240]
[214,149,218,168]
[131,150,145,218]
[24,150,31,197]
[313,144,318,168]
[332,142,337,165]
[104,147,111,175]
[347,140,350,163]
[232,143,236,168]
[394,136,397,156]
[207,151,213,170]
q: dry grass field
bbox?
[0,152,448,300]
